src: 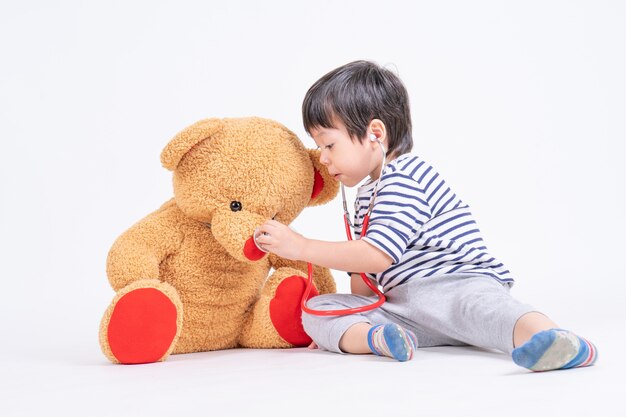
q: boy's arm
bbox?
[301,238,393,273]
[256,220,393,273]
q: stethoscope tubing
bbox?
[301,213,387,316]
[301,142,388,316]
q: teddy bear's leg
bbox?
[99,279,183,364]
[239,267,319,348]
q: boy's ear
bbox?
[307,149,340,206]
[160,118,224,171]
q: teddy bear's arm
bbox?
[106,208,183,291]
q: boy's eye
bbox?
[325,144,334,150]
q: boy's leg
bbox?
[512,313,598,371]
[338,322,417,361]
[386,274,535,354]
[301,293,397,353]
[393,273,598,371]
[513,312,558,347]
[337,322,371,353]
[301,294,418,361]
[301,276,513,357]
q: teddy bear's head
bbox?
[160,117,338,263]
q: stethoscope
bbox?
[302,133,388,316]
[255,133,388,316]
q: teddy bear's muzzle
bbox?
[210,209,273,263]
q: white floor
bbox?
[2,318,623,417]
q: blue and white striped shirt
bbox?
[355,153,514,292]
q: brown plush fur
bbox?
[99,117,338,363]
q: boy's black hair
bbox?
[302,60,413,157]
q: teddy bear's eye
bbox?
[230,201,243,212]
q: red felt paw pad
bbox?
[107,288,178,364]
[269,275,319,346]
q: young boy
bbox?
[255,60,597,371]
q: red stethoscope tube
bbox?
[300,213,387,316]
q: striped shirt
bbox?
[355,153,514,292]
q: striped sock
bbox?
[367,324,418,362]
[512,329,598,372]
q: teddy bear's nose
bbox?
[243,236,266,261]
[230,201,242,212]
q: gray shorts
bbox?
[302,273,535,354]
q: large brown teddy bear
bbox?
[99,117,338,364]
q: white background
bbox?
[1,1,624,416]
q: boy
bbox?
[255,60,597,370]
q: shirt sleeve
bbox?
[360,175,431,264]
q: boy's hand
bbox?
[255,220,307,261]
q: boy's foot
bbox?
[367,323,417,362]
[512,329,597,372]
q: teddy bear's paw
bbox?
[100,281,182,364]
[269,275,319,347]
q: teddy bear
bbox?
[99,117,339,364]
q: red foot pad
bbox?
[107,288,178,364]
[269,275,319,346]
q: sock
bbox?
[367,324,418,362]
[512,329,598,372]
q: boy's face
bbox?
[310,120,385,187]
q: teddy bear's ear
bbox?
[160,119,224,171]
[307,149,340,206]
